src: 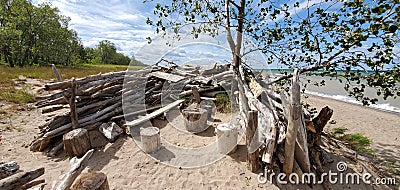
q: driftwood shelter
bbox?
[0,61,393,189]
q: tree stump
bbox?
[200,101,215,121]
[63,128,90,157]
[140,127,160,153]
[72,172,109,190]
[182,108,208,133]
[215,123,238,154]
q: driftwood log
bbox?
[0,167,45,190]
[63,128,91,158]
[0,161,19,180]
[52,149,94,190]
[246,110,260,172]
[308,106,334,190]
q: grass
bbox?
[216,93,231,113]
[0,64,144,104]
[330,127,375,156]
[0,87,35,104]
[342,133,375,156]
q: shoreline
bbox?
[305,92,400,115]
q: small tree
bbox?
[145,0,399,104]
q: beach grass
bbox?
[331,127,376,156]
[0,64,144,104]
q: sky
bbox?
[30,0,399,70]
[32,0,157,57]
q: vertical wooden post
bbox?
[246,110,260,172]
[52,64,62,82]
[70,78,79,129]
[192,87,201,104]
[283,69,301,179]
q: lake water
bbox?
[261,69,400,114]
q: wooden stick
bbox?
[125,100,183,127]
[70,78,79,129]
[21,179,46,190]
[52,64,62,82]
[192,87,201,104]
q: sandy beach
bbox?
[0,94,399,189]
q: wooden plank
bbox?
[125,100,183,127]
[149,71,186,82]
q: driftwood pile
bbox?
[30,61,233,156]
[236,65,334,189]
[23,62,391,190]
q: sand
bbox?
[0,94,399,189]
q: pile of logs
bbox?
[30,61,233,155]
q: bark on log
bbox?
[192,87,201,104]
[52,149,94,190]
[246,110,260,172]
[0,168,44,190]
[72,172,109,190]
[63,128,91,158]
[140,127,160,153]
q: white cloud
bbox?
[32,0,156,56]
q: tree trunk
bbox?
[63,128,90,158]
